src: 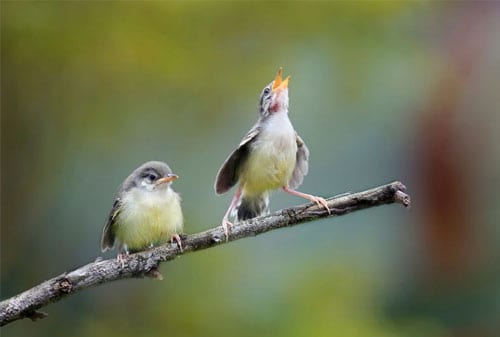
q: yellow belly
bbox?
[239,135,297,195]
[114,188,183,251]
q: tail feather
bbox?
[237,193,269,221]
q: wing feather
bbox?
[100,197,121,252]
[289,133,310,189]
[214,126,260,195]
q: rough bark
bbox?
[0,181,410,326]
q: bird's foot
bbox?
[221,218,234,241]
[116,252,129,268]
[171,234,183,252]
[219,188,241,242]
[309,195,331,214]
[282,186,331,214]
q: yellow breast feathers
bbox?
[239,113,297,195]
[114,187,183,250]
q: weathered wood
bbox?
[0,181,410,326]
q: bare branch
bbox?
[0,181,410,326]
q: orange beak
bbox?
[272,67,291,92]
[155,174,179,185]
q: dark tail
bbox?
[237,192,269,221]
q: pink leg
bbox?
[282,186,331,214]
[171,234,183,252]
[116,244,129,268]
[221,187,241,240]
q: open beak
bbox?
[155,174,179,185]
[271,67,290,92]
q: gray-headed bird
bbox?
[214,68,330,237]
[101,161,183,262]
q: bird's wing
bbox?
[289,133,310,189]
[214,125,260,194]
[100,197,121,252]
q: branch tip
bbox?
[394,190,411,207]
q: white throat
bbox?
[262,110,294,137]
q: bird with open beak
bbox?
[214,68,330,238]
[101,161,184,263]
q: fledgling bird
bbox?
[214,68,330,237]
[101,161,183,262]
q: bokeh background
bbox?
[2,2,500,336]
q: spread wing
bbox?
[214,125,260,195]
[289,133,310,189]
[100,197,122,252]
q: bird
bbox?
[214,67,330,238]
[101,161,184,263]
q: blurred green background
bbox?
[2,2,500,336]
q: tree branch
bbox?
[0,181,410,326]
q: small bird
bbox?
[101,161,183,262]
[214,68,330,237]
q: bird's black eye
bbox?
[147,174,157,181]
[263,87,271,95]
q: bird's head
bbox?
[259,67,290,117]
[128,161,179,192]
